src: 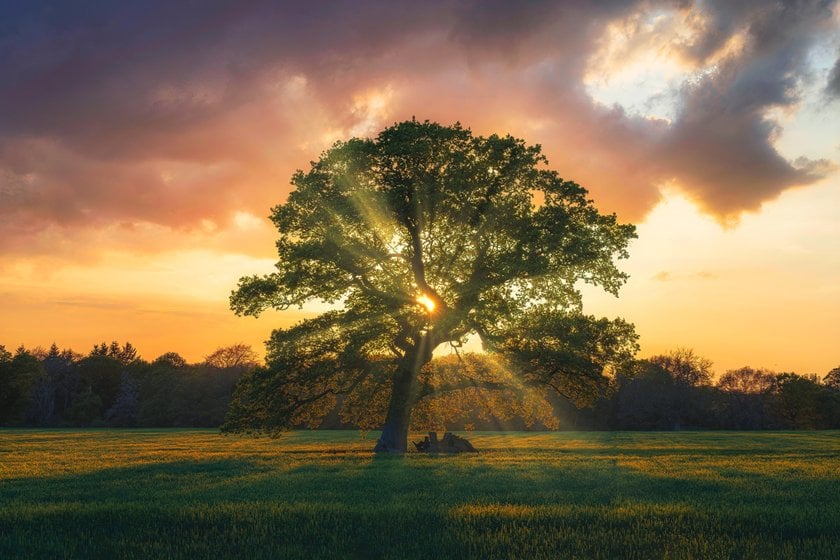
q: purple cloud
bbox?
[0,0,836,255]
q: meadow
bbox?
[1,430,838,559]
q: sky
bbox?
[1,0,838,375]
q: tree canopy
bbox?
[225,120,639,451]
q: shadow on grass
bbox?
[2,449,838,560]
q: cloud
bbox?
[828,50,840,97]
[653,271,672,281]
[1,0,838,258]
[652,269,717,282]
[657,0,838,217]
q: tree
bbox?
[43,343,80,420]
[106,372,140,426]
[64,387,103,426]
[768,373,830,429]
[824,367,840,391]
[74,354,124,419]
[204,344,260,369]
[717,367,775,394]
[648,348,713,387]
[715,367,776,429]
[152,352,188,369]
[226,120,637,452]
[0,347,39,425]
[614,360,677,430]
[91,341,139,365]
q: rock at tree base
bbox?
[413,431,476,453]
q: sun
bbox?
[416,293,436,313]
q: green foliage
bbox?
[152,352,188,368]
[493,312,639,407]
[0,343,247,428]
[0,350,40,425]
[717,367,775,394]
[648,348,714,386]
[768,373,833,429]
[228,120,638,443]
[823,367,840,390]
[64,387,103,426]
[76,355,123,413]
[1,430,838,559]
[715,367,776,429]
[1,339,837,431]
[105,373,140,427]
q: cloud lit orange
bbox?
[0,0,838,374]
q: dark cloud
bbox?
[0,0,837,255]
[659,0,837,216]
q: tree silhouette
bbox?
[824,367,840,391]
[226,120,638,452]
[152,352,187,369]
[0,347,38,425]
[90,341,139,365]
[204,344,260,369]
[106,372,140,426]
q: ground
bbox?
[1,429,838,559]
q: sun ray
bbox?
[416,293,436,313]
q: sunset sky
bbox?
[1,0,838,376]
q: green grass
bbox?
[1,430,838,559]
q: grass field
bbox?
[1,430,838,559]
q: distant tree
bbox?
[717,367,775,394]
[204,344,260,369]
[715,367,776,429]
[43,343,81,420]
[64,387,103,426]
[170,366,243,427]
[152,352,187,368]
[768,373,830,429]
[136,364,177,426]
[226,120,637,452]
[824,367,840,391]
[614,360,677,429]
[0,348,40,425]
[612,350,716,430]
[91,341,139,365]
[75,355,124,414]
[820,368,840,427]
[15,345,57,426]
[649,348,713,386]
[106,372,140,426]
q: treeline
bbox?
[1,343,837,430]
[309,349,840,432]
[557,350,840,431]
[0,342,258,428]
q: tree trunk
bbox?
[374,333,433,453]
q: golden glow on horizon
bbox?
[579,180,840,375]
[1,176,838,374]
[2,5,838,375]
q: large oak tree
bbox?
[225,120,638,452]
